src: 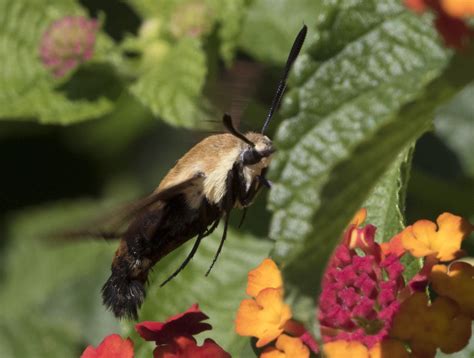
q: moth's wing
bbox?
[208,60,263,129]
[48,173,205,241]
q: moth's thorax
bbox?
[156,132,274,209]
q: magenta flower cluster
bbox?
[39,16,99,78]
[319,224,404,348]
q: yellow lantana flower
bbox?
[246,258,283,297]
[235,259,292,347]
[400,212,471,261]
[441,0,474,18]
[235,288,292,347]
[391,292,471,356]
[260,334,309,358]
[431,262,474,317]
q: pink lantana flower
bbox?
[319,219,405,348]
[136,303,230,358]
[39,16,99,77]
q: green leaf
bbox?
[208,0,249,65]
[267,1,474,297]
[0,1,118,124]
[130,38,212,128]
[123,228,273,357]
[363,147,413,243]
[239,0,326,64]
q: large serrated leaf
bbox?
[267,1,474,295]
[130,38,211,128]
[0,1,117,124]
[123,228,273,357]
[363,147,413,243]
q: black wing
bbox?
[48,173,205,242]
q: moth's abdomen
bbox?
[102,195,221,319]
[102,269,146,320]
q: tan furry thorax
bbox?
[156,132,273,208]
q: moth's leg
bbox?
[160,231,205,287]
[204,169,236,276]
[238,208,247,228]
[205,211,230,276]
[258,175,272,189]
[204,218,220,236]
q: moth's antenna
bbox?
[261,25,307,134]
[223,113,255,147]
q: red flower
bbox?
[81,334,134,358]
[136,304,230,358]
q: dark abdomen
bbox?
[102,195,220,319]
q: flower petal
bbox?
[368,339,408,358]
[401,213,471,261]
[441,0,474,18]
[136,304,211,344]
[283,320,319,354]
[391,292,471,355]
[430,262,474,318]
[247,258,283,297]
[323,340,369,358]
[405,0,429,13]
[380,233,405,258]
[81,334,134,358]
[350,208,367,228]
[235,288,291,347]
[260,347,285,358]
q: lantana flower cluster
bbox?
[235,210,473,358]
[322,210,473,357]
[406,0,474,48]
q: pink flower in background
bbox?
[39,16,99,77]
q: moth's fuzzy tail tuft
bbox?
[101,273,146,320]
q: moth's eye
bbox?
[242,149,262,165]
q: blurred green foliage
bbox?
[0,0,473,357]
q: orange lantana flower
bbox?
[369,339,409,358]
[235,259,291,347]
[260,334,309,358]
[400,212,471,261]
[391,292,471,357]
[323,340,370,357]
[235,288,292,347]
[431,262,474,317]
[324,339,408,358]
[441,0,474,17]
[246,258,283,297]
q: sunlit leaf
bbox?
[268,0,474,296]
[130,38,212,128]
